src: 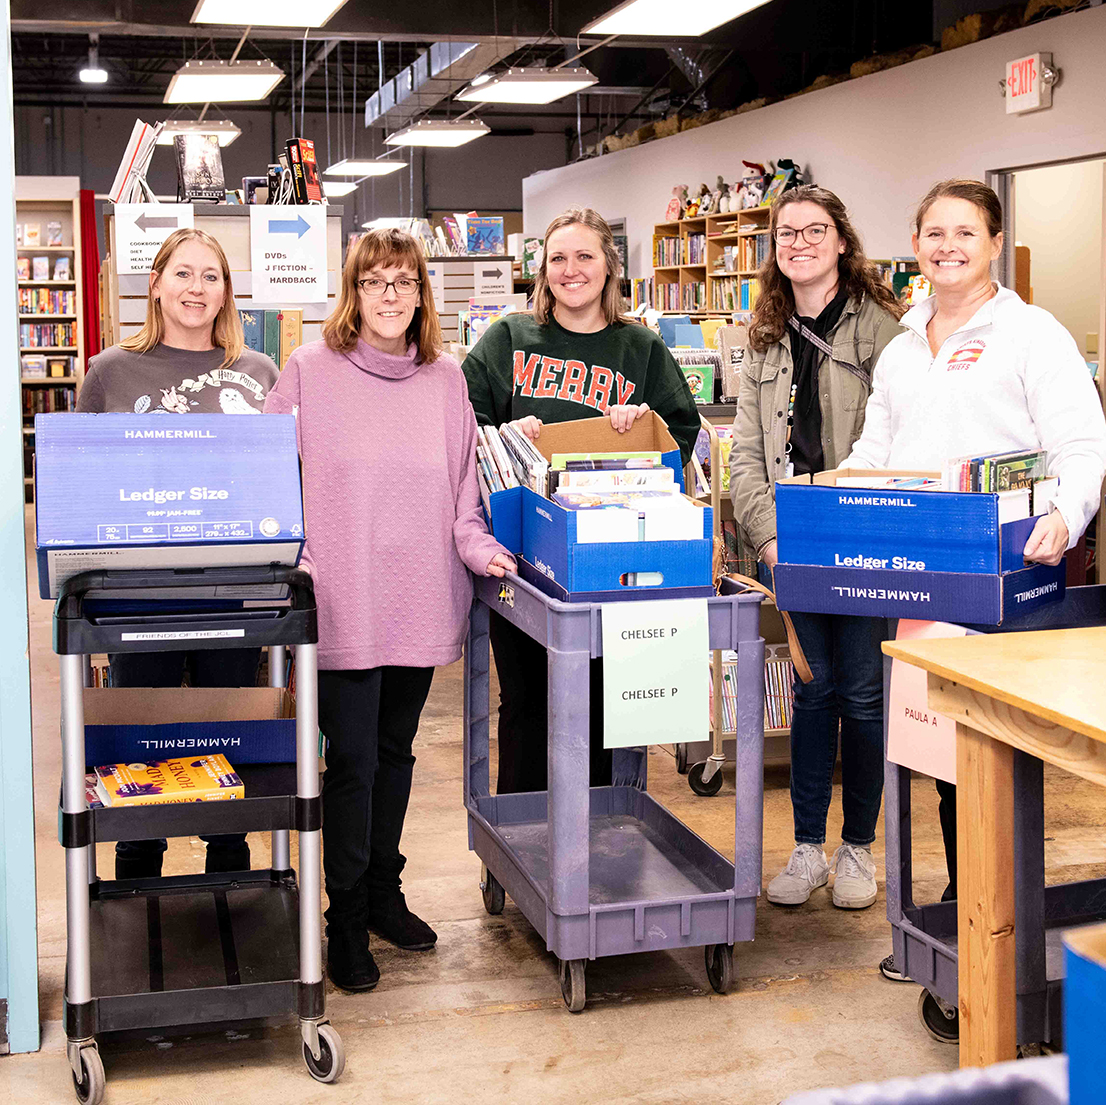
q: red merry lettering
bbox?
[534,357,563,399]
[584,365,614,412]
[512,351,540,397]
[557,360,588,404]
[615,372,637,405]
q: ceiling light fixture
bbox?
[79,35,108,84]
[190,0,350,27]
[582,0,771,36]
[385,119,490,148]
[155,118,242,146]
[323,158,407,176]
[322,180,358,197]
[164,59,284,104]
[456,66,598,105]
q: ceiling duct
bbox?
[364,38,523,131]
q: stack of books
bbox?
[709,653,795,733]
[475,424,550,508]
[942,449,1056,517]
[239,308,302,369]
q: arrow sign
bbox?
[482,268,503,279]
[134,212,180,234]
[268,215,312,239]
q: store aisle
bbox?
[14,506,1106,1102]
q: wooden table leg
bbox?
[956,720,1017,1067]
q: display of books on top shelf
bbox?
[467,216,505,255]
[175,132,226,203]
[285,137,322,204]
[23,222,41,246]
[46,221,63,247]
[53,256,70,281]
[94,754,244,808]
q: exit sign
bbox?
[1005,52,1054,114]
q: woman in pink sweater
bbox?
[265,229,514,993]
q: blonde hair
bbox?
[532,207,630,327]
[322,229,442,363]
[119,227,244,368]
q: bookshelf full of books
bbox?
[650,216,709,316]
[709,642,795,738]
[16,177,85,503]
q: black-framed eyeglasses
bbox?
[357,277,422,297]
[773,223,831,246]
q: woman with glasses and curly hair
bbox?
[265,228,515,994]
[730,185,903,913]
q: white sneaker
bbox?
[766,844,830,905]
[831,843,878,909]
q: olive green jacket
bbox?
[729,293,902,555]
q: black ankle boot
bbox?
[325,883,380,992]
[366,886,437,951]
[205,839,250,874]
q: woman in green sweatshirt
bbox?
[463,206,700,794]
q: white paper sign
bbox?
[601,598,709,749]
[115,204,194,274]
[425,262,446,314]
[473,259,510,298]
[249,205,328,303]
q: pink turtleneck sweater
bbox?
[265,337,508,670]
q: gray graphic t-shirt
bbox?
[77,343,280,414]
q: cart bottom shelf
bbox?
[85,870,301,1032]
[470,786,756,961]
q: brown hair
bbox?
[915,179,1003,238]
[748,185,903,353]
[323,229,442,363]
[119,227,243,368]
[532,206,630,327]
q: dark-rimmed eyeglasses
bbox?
[357,277,422,297]
[773,224,831,246]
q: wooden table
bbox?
[882,627,1106,1068]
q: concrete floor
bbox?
[5,507,1104,1103]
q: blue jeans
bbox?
[785,609,887,847]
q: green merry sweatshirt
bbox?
[463,313,701,464]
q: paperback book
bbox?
[175,133,226,203]
[94,753,244,807]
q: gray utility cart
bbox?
[885,584,1106,1046]
[464,572,766,1012]
[54,566,343,1104]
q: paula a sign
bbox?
[1004,52,1057,115]
[249,205,328,304]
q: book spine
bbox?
[285,140,309,204]
[240,310,263,354]
[263,310,281,365]
[279,309,302,368]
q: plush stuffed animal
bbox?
[693,182,713,216]
[665,185,683,222]
[716,175,731,214]
[740,161,767,208]
[775,158,805,191]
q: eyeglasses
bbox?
[773,223,831,246]
[356,277,422,297]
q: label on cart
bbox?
[120,629,246,642]
[601,598,708,749]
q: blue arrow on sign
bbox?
[268,214,312,239]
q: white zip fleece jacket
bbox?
[845,285,1106,549]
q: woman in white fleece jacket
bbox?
[846,179,1106,995]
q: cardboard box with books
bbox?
[479,412,713,602]
[772,463,1065,625]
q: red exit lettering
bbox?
[1009,56,1037,97]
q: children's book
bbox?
[263,310,281,366]
[550,451,662,471]
[94,754,244,807]
[32,256,50,281]
[240,309,263,354]
[279,308,303,367]
[467,216,505,255]
[16,257,30,281]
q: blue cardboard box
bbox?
[485,412,712,603]
[35,413,304,599]
[1064,924,1106,1105]
[83,686,297,766]
[773,468,1065,624]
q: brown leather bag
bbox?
[724,572,813,684]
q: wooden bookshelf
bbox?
[17,177,85,503]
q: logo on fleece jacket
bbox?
[946,340,986,370]
[512,351,637,413]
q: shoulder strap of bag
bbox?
[724,572,813,684]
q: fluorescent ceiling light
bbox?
[323,158,407,177]
[164,59,284,104]
[79,66,109,84]
[156,119,242,146]
[385,119,490,148]
[191,0,349,27]
[456,67,598,105]
[582,0,771,36]
[322,180,358,197]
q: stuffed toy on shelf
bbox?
[739,161,767,208]
[665,185,686,222]
[716,176,733,214]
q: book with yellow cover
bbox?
[94,754,244,807]
[278,308,302,369]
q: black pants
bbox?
[317,666,435,892]
[109,648,260,864]
[935,777,958,901]
[489,610,611,795]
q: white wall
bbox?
[524,5,1106,281]
[1015,159,1103,359]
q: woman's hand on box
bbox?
[608,402,650,434]
[485,552,517,578]
[509,416,542,442]
[1023,512,1068,567]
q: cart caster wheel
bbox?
[480,864,505,915]
[689,761,723,796]
[918,989,959,1044]
[303,1022,345,1083]
[674,743,690,774]
[559,958,586,1013]
[705,943,735,994]
[72,1046,105,1105]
